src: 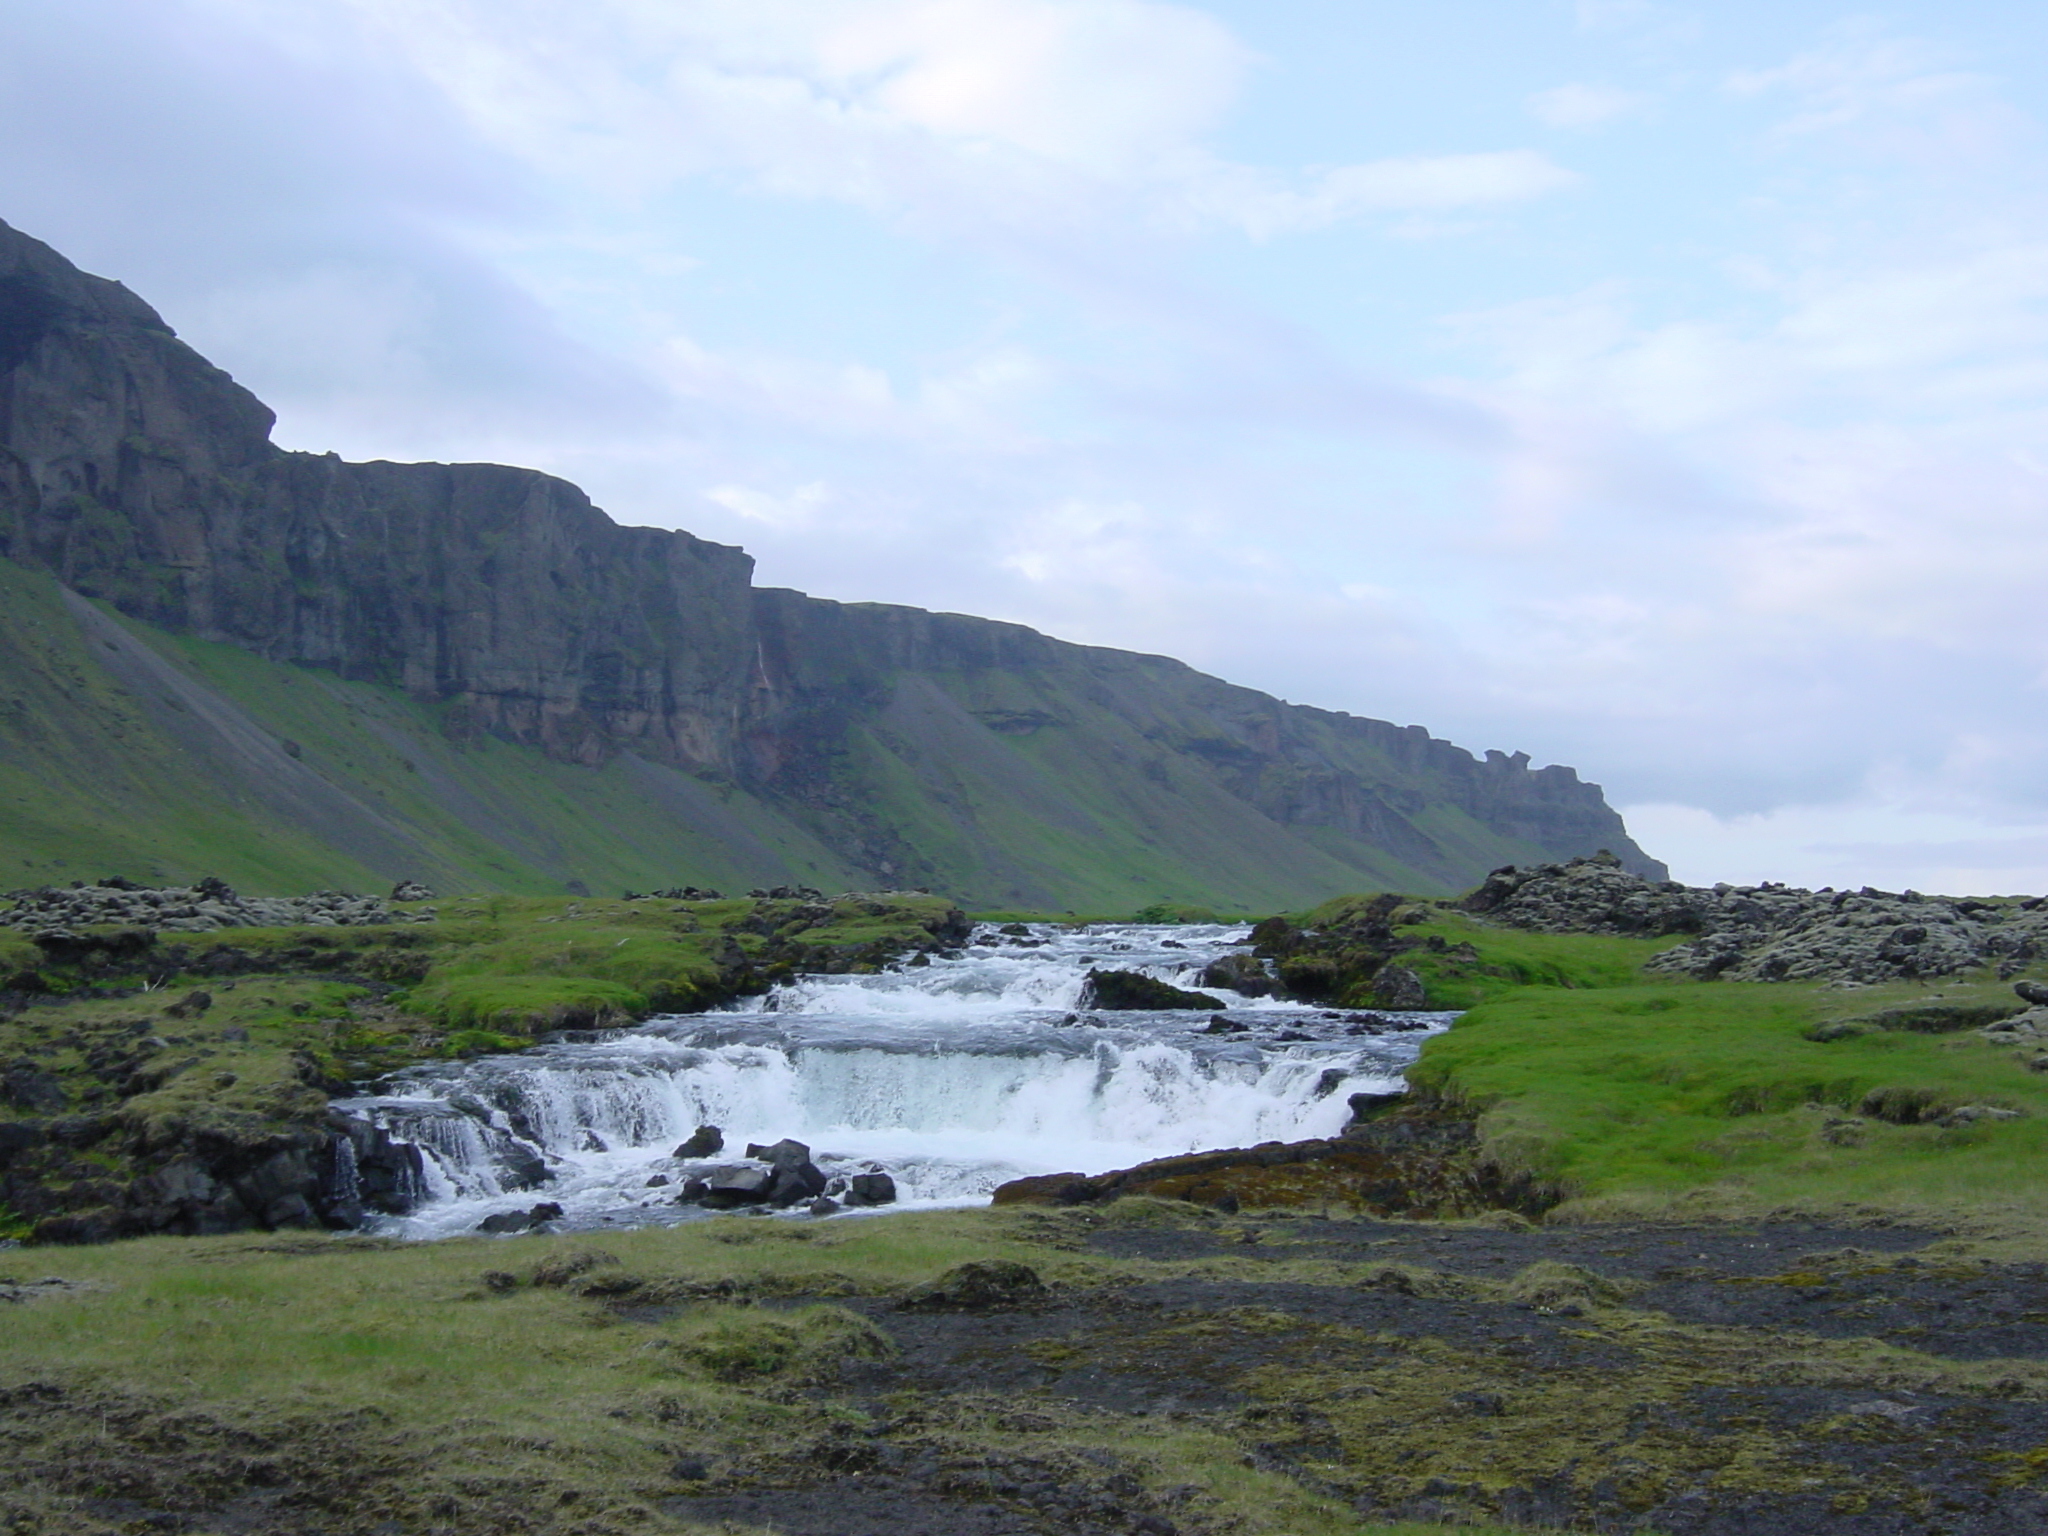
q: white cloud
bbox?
[1727,24,2029,160]
[1528,83,1648,129]
[704,480,833,529]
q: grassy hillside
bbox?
[0,556,1594,907]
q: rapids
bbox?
[343,921,1452,1238]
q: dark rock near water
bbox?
[1198,951,1274,997]
[845,1171,897,1207]
[992,1106,1553,1220]
[1081,968,1223,1011]
[674,1124,724,1158]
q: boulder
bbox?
[767,1160,829,1207]
[844,1171,897,1207]
[673,1124,724,1158]
[1081,968,1223,1011]
[745,1137,814,1168]
[701,1165,774,1206]
[391,880,436,902]
[1198,952,1275,997]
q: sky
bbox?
[4,0,2048,893]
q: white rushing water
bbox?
[343,921,1452,1238]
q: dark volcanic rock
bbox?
[1080,969,1223,1011]
[1464,852,2048,985]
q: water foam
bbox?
[346,920,1448,1237]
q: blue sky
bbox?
[5,0,2048,891]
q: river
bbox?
[340,920,1452,1238]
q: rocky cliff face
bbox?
[0,217,1663,902]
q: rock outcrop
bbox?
[1,879,427,935]
[0,216,1662,905]
[1464,853,2048,984]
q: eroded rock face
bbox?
[1465,853,2048,984]
[19,1109,422,1244]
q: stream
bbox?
[340,921,1452,1238]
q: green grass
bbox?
[1410,957,2048,1221]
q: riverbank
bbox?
[0,886,969,1243]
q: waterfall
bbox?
[343,920,1451,1238]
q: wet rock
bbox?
[475,1200,562,1235]
[768,1160,829,1207]
[806,1196,842,1216]
[845,1171,897,1207]
[674,1124,724,1158]
[897,1259,1048,1311]
[1081,969,1223,1011]
[1204,1014,1248,1034]
[1345,1091,1407,1125]
[1198,952,1275,997]
[645,1173,670,1188]
[701,1166,774,1206]
[746,1136,813,1167]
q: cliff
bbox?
[0,216,1663,906]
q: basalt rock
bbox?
[1463,853,2048,985]
[1080,969,1224,1011]
[1197,952,1275,997]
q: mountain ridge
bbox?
[0,216,1663,905]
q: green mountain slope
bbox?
[1,556,1610,906]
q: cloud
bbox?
[1727,23,2030,161]
[1527,83,1649,129]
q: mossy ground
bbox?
[12,1202,2048,1534]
